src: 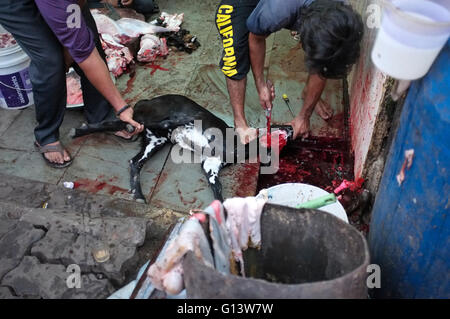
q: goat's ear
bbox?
[270,125,295,139]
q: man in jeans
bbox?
[215,0,363,143]
[0,0,144,168]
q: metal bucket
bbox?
[183,203,370,299]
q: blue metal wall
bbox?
[369,41,450,298]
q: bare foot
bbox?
[114,130,134,140]
[235,126,258,145]
[314,99,333,120]
[301,90,333,120]
[39,141,71,164]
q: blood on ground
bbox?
[73,177,128,196]
[257,136,359,202]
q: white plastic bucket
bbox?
[258,183,349,223]
[0,28,33,110]
[372,0,450,80]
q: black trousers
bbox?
[0,0,112,146]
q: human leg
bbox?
[0,0,71,165]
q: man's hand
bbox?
[257,79,275,110]
[287,73,327,139]
[79,48,144,137]
[118,107,144,136]
[289,115,310,140]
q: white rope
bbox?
[0,80,33,91]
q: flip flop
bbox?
[34,141,73,169]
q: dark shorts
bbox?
[215,0,259,80]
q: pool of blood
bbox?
[257,136,368,235]
[258,137,354,193]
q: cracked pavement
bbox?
[0,174,185,299]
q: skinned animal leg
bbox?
[202,156,225,202]
[130,128,168,203]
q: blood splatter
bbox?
[259,130,288,151]
[73,177,128,195]
[0,32,16,48]
[266,112,272,146]
[145,63,169,75]
[121,73,136,95]
[257,136,355,194]
[257,134,369,234]
[333,178,365,194]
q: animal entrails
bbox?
[71,94,293,202]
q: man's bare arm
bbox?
[301,74,326,119]
[249,32,274,109]
[290,73,326,139]
[78,48,143,133]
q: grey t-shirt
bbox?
[247,0,345,36]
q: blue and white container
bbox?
[0,26,33,110]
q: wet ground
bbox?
[0,0,368,299]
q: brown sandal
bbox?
[34,141,73,169]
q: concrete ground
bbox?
[0,0,344,298]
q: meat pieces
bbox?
[92,11,179,45]
[100,34,134,77]
[151,12,184,30]
[147,218,214,295]
[223,197,266,276]
[66,71,83,106]
[137,34,169,63]
[0,32,16,49]
[116,18,179,39]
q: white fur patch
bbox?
[170,123,208,152]
[139,129,167,163]
[203,156,222,184]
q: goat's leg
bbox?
[130,129,168,203]
[70,119,134,138]
[202,156,225,202]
